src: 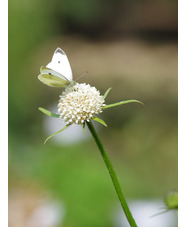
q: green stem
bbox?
[86,121,138,227]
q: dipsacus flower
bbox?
[39,83,141,143]
[58,83,105,125]
[38,47,142,227]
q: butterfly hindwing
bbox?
[38,66,70,87]
[38,73,69,87]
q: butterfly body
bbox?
[38,48,73,87]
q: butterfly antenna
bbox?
[75,71,88,82]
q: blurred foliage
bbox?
[165,191,178,210]
[9,0,177,226]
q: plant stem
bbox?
[86,121,138,227]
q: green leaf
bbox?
[44,124,70,144]
[103,87,112,100]
[92,117,107,127]
[103,99,144,109]
[38,107,60,118]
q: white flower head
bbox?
[38,47,142,143]
[58,83,105,125]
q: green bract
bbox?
[38,87,143,143]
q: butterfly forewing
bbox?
[46,48,73,81]
[40,66,69,80]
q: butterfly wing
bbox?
[46,47,73,81]
[38,66,70,87]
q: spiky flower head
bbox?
[38,48,142,143]
[58,83,105,125]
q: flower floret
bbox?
[58,83,105,125]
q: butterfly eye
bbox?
[58,61,60,63]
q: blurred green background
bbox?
[9,0,177,226]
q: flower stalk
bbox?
[86,121,138,227]
[38,47,141,227]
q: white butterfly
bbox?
[38,47,73,87]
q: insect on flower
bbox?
[38,47,143,143]
[38,47,74,87]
